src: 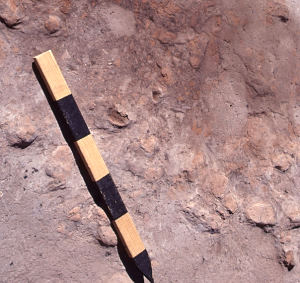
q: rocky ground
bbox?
[1,0,300,282]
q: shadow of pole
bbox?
[32,62,144,283]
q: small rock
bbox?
[245,201,276,226]
[145,167,164,181]
[153,28,177,44]
[160,66,174,84]
[108,108,130,128]
[187,33,209,69]
[175,29,195,44]
[279,231,291,244]
[272,153,293,172]
[283,250,295,271]
[93,207,110,226]
[69,206,80,214]
[70,214,81,222]
[60,0,72,14]
[246,117,275,157]
[46,180,66,191]
[266,1,289,24]
[189,55,202,69]
[45,145,73,182]
[127,160,147,178]
[223,193,238,213]
[68,206,81,222]
[0,2,22,29]
[140,135,158,154]
[6,116,37,149]
[57,223,67,234]
[184,202,222,233]
[205,171,228,198]
[152,88,163,103]
[282,199,300,223]
[113,57,121,67]
[96,225,118,247]
[44,15,61,34]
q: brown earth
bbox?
[1,0,300,282]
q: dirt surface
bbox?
[1,0,300,282]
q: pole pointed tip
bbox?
[133,250,154,283]
[147,275,154,283]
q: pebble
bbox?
[70,214,81,222]
[6,116,37,149]
[96,225,118,247]
[246,117,275,157]
[56,223,67,234]
[205,171,228,198]
[0,2,22,28]
[187,33,209,69]
[153,28,177,44]
[283,250,295,271]
[223,193,238,213]
[189,55,202,69]
[69,206,80,214]
[140,135,158,154]
[145,166,164,181]
[152,88,163,103]
[60,0,72,14]
[279,231,291,244]
[245,201,276,226]
[272,153,293,172]
[44,15,61,34]
[281,199,300,223]
[108,108,130,128]
[94,207,110,226]
[45,145,72,182]
[160,66,174,84]
[68,206,81,222]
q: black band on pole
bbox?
[56,94,90,142]
[95,174,128,220]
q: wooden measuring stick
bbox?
[34,50,153,283]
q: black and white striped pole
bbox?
[34,50,153,283]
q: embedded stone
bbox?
[246,201,276,226]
